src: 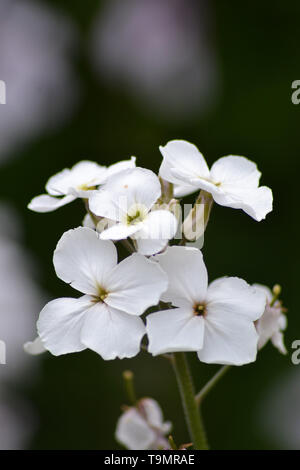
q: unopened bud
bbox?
[272,284,281,296]
[159,178,174,203]
[182,191,213,241]
[270,284,282,307]
[168,199,181,220]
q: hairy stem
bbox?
[172,352,209,450]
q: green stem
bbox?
[123,370,137,405]
[195,365,231,406]
[172,352,209,450]
[168,435,178,450]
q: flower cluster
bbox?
[26,140,286,364]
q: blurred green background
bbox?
[0,0,299,449]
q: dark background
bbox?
[0,0,299,449]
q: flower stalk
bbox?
[123,370,137,405]
[172,352,209,450]
[195,365,231,406]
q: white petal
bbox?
[198,312,259,365]
[134,210,178,255]
[70,187,99,199]
[89,189,126,221]
[80,303,145,360]
[239,186,273,221]
[82,213,96,229]
[46,161,106,195]
[147,307,204,355]
[23,337,46,355]
[105,254,168,316]
[198,277,266,365]
[135,238,168,256]
[256,305,280,350]
[100,222,140,240]
[173,183,199,198]
[89,168,161,220]
[209,156,273,220]
[254,284,287,354]
[271,331,287,355]
[159,140,210,185]
[105,157,136,180]
[206,277,266,321]
[170,169,217,195]
[28,194,76,213]
[115,407,156,450]
[210,155,261,188]
[72,158,136,198]
[53,227,117,295]
[278,313,287,331]
[253,283,273,303]
[212,185,273,221]
[136,210,178,240]
[37,296,91,356]
[155,246,208,308]
[140,398,171,434]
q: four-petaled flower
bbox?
[115,398,171,450]
[254,284,287,354]
[159,140,273,221]
[28,158,136,212]
[37,227,167,360]
[146,246,266,365]
[89,167,178,255]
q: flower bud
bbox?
[159,177,174,203]
[182,190,213,241]
[272,284,282,297]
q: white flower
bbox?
[115,398,171,450]
[159,140,273,221]
[254,284,287,354]
[37,227,167,360]
[146,246,266,365]
[89,167,178,255]
[28,158,136,213]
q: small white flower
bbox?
[159,140,273,221]
[254,284,287,354]
[37,227,167,360]
[89,167,178,255]
[28,158,136,213]
[115,398,171,450]
[146,246,266,365]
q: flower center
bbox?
[193,303,207,316]
[91,285,108,303]
[127,211,142,224]
[126,204,147,225]
[77,183,97,191]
